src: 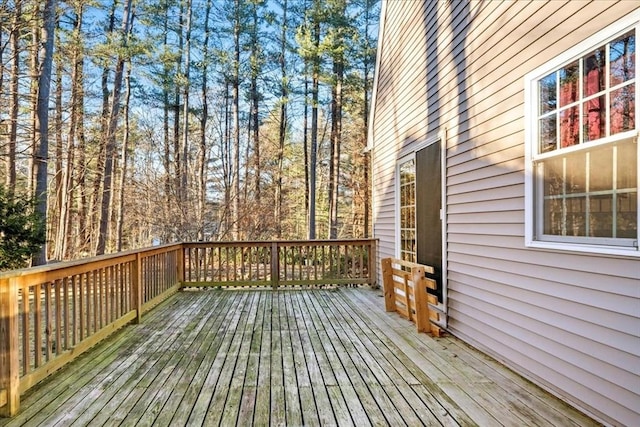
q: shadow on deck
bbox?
[0,287,597,427]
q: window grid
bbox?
[531,26,638,248]
[537,31,636,155]
[398,159,416,263]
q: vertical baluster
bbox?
[72,275,78,346]
[34,283,42,368]
[321,246,326,280]
[233,246,238,283]
[92,271,98,334]
[21,285,30,375]
[63,277,69,351]
[247,247,251,282]
[55,280,62,355]
[44,282,52,361]
[105,267,111,326]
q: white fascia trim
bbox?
[365,0,388,153]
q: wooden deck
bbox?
[0,287,597,427]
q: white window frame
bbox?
[524,11,640,257]
[396,153,417,262]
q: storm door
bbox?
[415,142,443,302]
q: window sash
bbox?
[525,15,640,252]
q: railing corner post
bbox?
[270,242,279,290]
[0,277,20,416]
[132,253,143,324]
[381,258,395,312]
[178,244,185,286]
[412,266,430,334]
[368,240,378,287]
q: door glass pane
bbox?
[399,159,416,262]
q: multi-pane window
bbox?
[528,23,638,250]
[398,159,416,262]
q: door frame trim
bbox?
[395,131,448,324]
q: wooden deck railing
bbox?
[0,239,376,416]
[381,257,442,337]
[183,239,377,288]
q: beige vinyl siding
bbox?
[370,1,640,426]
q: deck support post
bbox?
[132,253,143,324]
[0,277,20,416]
[270,242,279,289]
[381,258,395,312]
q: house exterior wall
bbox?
[370,1,640,426]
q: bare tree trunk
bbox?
[274,0,288,238]
[91,0,117,252]
[32,0,57,266]
[6,0,20,193]
[328,58,343,240]
[115,63,132,252]
[308,7,320,240]
[181,0,192,205]
[95,0,133,255]
[161,2,171,242]
[231,0,241,240]
[28,8,40,199]
[303,72,309,233]
[197,0,211,241]
[52,28,64,260]
[250,1,261,205]
[223,82,231,238]
[174,0,184,216]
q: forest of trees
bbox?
[0,0,379,266]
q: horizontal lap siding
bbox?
[371,0,640,426]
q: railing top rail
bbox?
[384,257,435,274]
[183,238,377,247]
[0,239,379,281]
[0,243,183,280]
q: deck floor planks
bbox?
[321,291,435,426]
[204,291,259,426]
[168,292,246,425]
[253,291,273,426]
[1,297,188,427]
[186,291,251,424]
[38,292,211,427]
[300,292,384,426]
[344,287,600,427]
[153,291,243,426]
[88,290,232,427]
[277,292,304,426]
[114,291,224,427]
[285,292,320,426]
[0,287,600,427]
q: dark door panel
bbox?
[416,143,442,301]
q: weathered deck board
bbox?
[1,287,599,427]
